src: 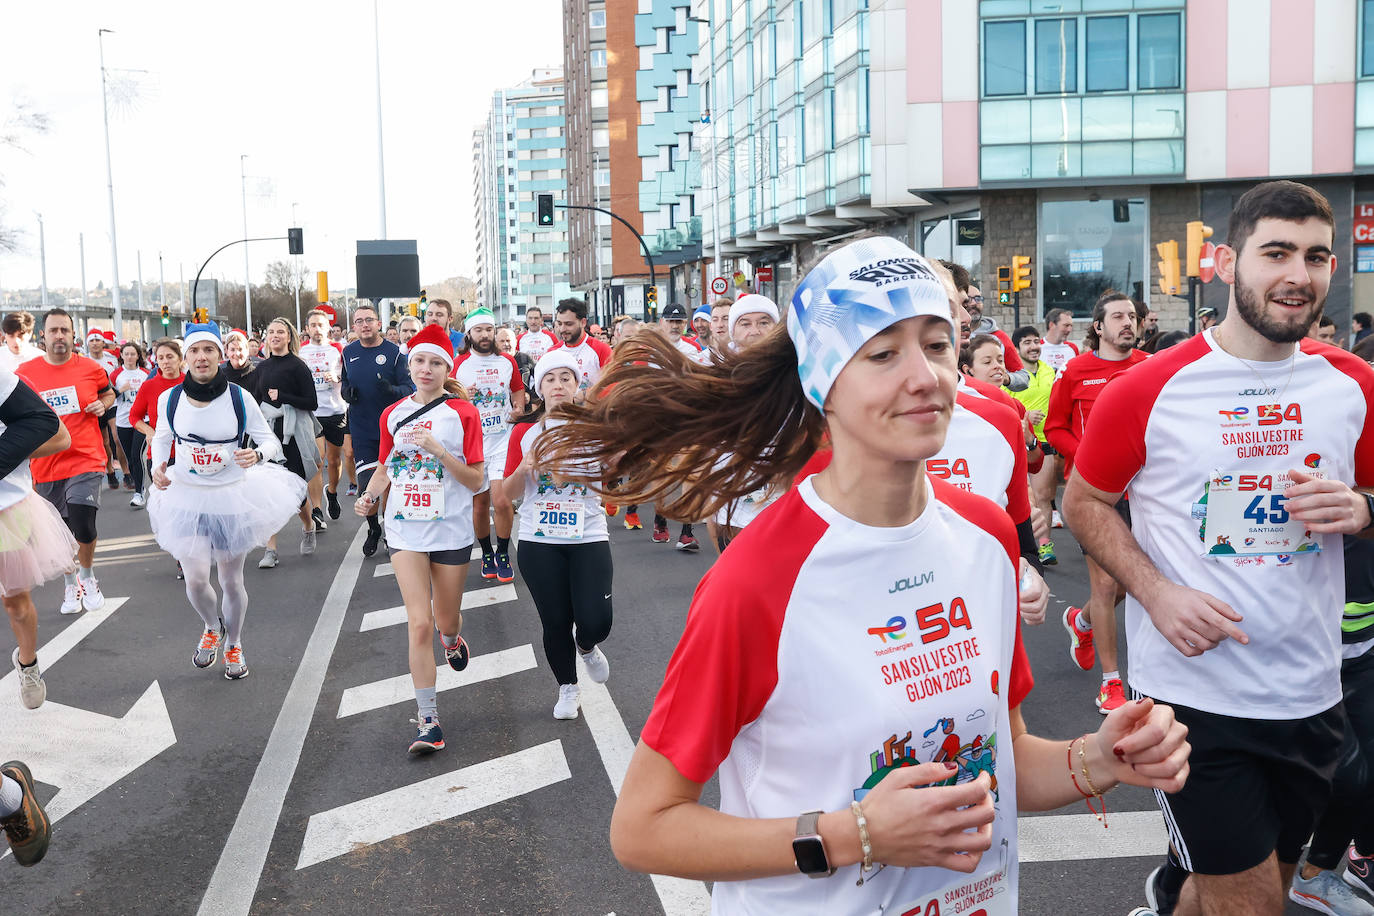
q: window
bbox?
[589,9,605,28]
[984,21,1026,96]
[590,49,607,68]
[1365,0,1374,77]
[1138,13,1181,90]
[591,88,608,107]
[1085,16,1127,92]
[1035,19,1076,94]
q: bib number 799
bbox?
[404,490,433,508]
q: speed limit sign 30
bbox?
[710,276,729,296]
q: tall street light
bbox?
[241,154,253,332]
[35,212,47,307]
[98,29,123,333]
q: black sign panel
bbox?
[955,219,985,246]
[355,254,420,300]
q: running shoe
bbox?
[1052,509,1064,528]
[346,483,359,497]
[623,511,642,530]
[651,523,670,544]
[442,634,471,672]
[325,489,342,520]
[604,503,619,517]
[258,548,279,569]
[129,491,146,509]
[300,529,316,556]
[362,527,382,558]
[1345,847,1374,898]
[59,583,82,615]
[223,645,249,680]
[0,761,51,867]
[193,623,225,669]
[1291,867,1374,915]
[580,646,610,684]
[1126,910,1161,916]
[480,553,498,580]
[1038,541,1058,566]
[1145,864,1181,915]
[78,576,104,612]
[495,552,514,583]
[1062,606,1095,671]
[409,716,444,754]
[122,477,134,491]
[676,533,701,552]
[311,507,328,532]
[11,648,45,710]
[176,561,184,580]
[107,471,119,490]
[1096,678,1127,714]
[553,683,580,720]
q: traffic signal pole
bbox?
[1187,276,1200,334]
[191,235,292,330]
[555,203,654,317]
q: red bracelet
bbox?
[1068,735,1108,827]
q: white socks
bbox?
[0,772,23,817]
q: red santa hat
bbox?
[405,322,454,368]
[86,328,105,342]
[102,330,116,343]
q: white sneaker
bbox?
[1052,509,1064,529]
[580,646,610,684]
[129,492,146,509]
[78,576,104,612]
[12,647,45,709]
[258,549,279,569]
[59,582,82,615]
[300,529,316,556]
[553,683,580,720]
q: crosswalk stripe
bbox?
[336,644,538,719]
[359,584,519,632]
[371,544,520,579]
[1018,810,1168,862]
[295,739,571,870]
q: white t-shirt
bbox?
[1075,331,1374,719]
[0,343,43,374]
[505,418,608,545]
[551,335,613,392]
[300,341,346,417]
[150,384,284,488]
[640,476,1032,914]
[452,351,525,470]
[378,394,485,553]
[110,367,148,428]
[517,328,558,361]
[933,383,1032,524]
[0,369,33,511]
[1039,339,1079,376]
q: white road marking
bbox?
[1018,810,1168,862]
[577,656,713,914]
[336,644,537,718]
[372,543,518,579]
[359,583,519,632]
[93,533,158,552]
[197,526,368,916]
[294,739,572,870]
[8,596,128,673]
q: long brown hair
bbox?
[534,323,825,520]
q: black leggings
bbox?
[1308,648,1374,869]
[116,426,146,493]
[516,539,613,686]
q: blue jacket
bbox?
[341,339,414,442]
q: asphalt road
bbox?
[0,493,1333,914]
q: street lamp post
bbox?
[291,202,302,330]
[240,154,253,332]
[35,213,47,307]
[98,29,123,333]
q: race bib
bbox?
[42,386,80,416]
[1199,469,1322,557]
[895,864,1014,916]
[533,495,583,539]
[185,443,233,476]
[393,478,443,521]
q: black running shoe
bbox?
[1146,864,1181,915]
[408,716,444,754]
[106,471,119,490]
[311,507,328,531]
[442,634,471,672]
[325,489,341,520]
[362,526,382,558]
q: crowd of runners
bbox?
[4,179,1374,916]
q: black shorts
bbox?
[1142,695,1344,874]
[388,546,468,566]
[101,406,118,426]
[317,413,347,448]
[1039,440,1057,458]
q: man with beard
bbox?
[452,308,526,583]
[549,298,611,396]
[1066,181,1374,916]
[18,310,116,614]
[1045,291,1147,717]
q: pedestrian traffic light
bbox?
[1011,255,1032,292]
[537,194,555,227]
[287,227,304,256]
[161,304,170,326]
[1185,221,1213,278]
[997,266,1011,292]
[1157,240,1181,295]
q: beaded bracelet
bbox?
[1068,735,1109,828]
[850,801,873,872]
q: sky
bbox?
[0,0,565,297]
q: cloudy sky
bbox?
[0,0,564,296]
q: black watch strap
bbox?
[1363,492,1374,532]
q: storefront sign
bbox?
[1355,203,1374,242]
[955,220,985,246]
[1357,246,1374,274]
[1068,248,1104,273]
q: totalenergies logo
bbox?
[868,615,907,643]
[1218,407,1249,421]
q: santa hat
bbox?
[182,322,224,356]
[464,308,495,333]
[533,348,583,394]
[102,330,116,343]
[86,328,106,342]
[406,322,454,368]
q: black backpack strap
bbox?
[393,394,451,431]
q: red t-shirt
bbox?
[1043,349,1149,476]
[17,355,114,482]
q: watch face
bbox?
[792,836,829,874]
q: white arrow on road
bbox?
[295,739,572,870]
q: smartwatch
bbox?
[253,448,265,464]
[1362,492,1374,533]
[792,811,835,878]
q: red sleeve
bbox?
[109,368,121,389]
[332,341,344,355]
[504,353,525,392]
[1301,339,1374,487]
[450,352,470,379]
[996,330,1024,372]
[640,492,827,783]
[959,395,1031,525]
[592,338,612,366]
[1043,361,1078,465]
[967,376,1020,413]
[377,400,401,464]
[1069,341,1080,355]
[504,422,532,477]
[794,447,833,484]
[448,399,485,464]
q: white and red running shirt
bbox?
[300,341,346,417]
[1039,339,1079,375]
[378,395,485,553]
[1075,331,1374,719]
[550,334,613,393]
[504,418,608,545]
[641,475,1033,914]
[517,328,559,362]
[452,351,524,476]
[1044,348,1149,476]
[932,381,1032,525]
[109,366,148,429]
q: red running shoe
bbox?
[1062,606,1095,671]
[651,524,670,543]
[624,511,642,530]
[1096,678,1126,714]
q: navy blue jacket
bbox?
[340,339,414,443]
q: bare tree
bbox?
[0,97,52,253]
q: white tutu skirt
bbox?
[0,491,78,597]
[148,464,308,562]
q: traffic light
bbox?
[1011,255,1032,292]
[646,286,658,305]
[537,194,555,227]
[1157,240,1181,295]
[1185,220,1213,277]
[407,302,418,317]
[287,227,304,256]
[160,304,170,326]
[316,271,329,304]
[997,266,1011,291]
